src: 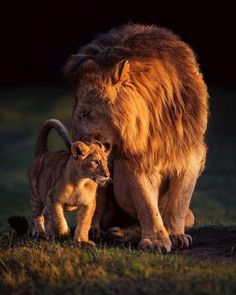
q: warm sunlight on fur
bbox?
[29,119,110,247]
[65,25,208,176]
[64,24,208,252]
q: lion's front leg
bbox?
[134,187,171,253]
[162,169,199,250]
[126,173,171,253]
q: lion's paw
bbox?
[89,227,104,242]
[170,233,192,250]
[105,227,125,246]
[138,238,171,254]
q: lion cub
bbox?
[29,122,110,247]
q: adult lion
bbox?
[64,24,208,253]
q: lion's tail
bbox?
[35,119,71,157]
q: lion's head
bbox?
[64,25,208,174]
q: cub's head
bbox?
[71,140,110,185]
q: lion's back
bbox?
[78,24,184,65]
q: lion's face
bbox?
[71,60,133,155]
[72,84,117,152]
[65,26,208,174]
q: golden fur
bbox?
[29,121,110,246]
[64,24,208,252]
[65,25,208,176]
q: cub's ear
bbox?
[71,141,89,159]
[112,60,130,84]
[103,143,112,155]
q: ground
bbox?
[0,86,236,295]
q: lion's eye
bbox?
[77,112,90,119]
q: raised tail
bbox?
[35,119,71,157]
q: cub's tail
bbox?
[35,119,71,157]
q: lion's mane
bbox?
[64,24,208,175]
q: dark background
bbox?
[0,0,236,227]
[0,0,235,85]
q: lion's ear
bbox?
[112,60,130,84]
[71,141,90,160]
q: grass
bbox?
[0,85,236,294]
[0,232,236,295]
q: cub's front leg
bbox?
[74,200,96,248]
[48,200,70,237]
[42,206,55,237]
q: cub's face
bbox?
[71,141,110,185]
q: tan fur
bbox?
[64,24,208,252]
[29,136,110,246]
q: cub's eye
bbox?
[91,160,100,166]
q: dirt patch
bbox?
[179,226,236,261]
[103,224,236,261]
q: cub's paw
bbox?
[57,227,70,239]
[138,238,171,254]
[170,234,192,250]
[74,239,96,249]
[32,229,49,240]
[44,228,55,238]
[44,223,55,237]
[89,227,104,242]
